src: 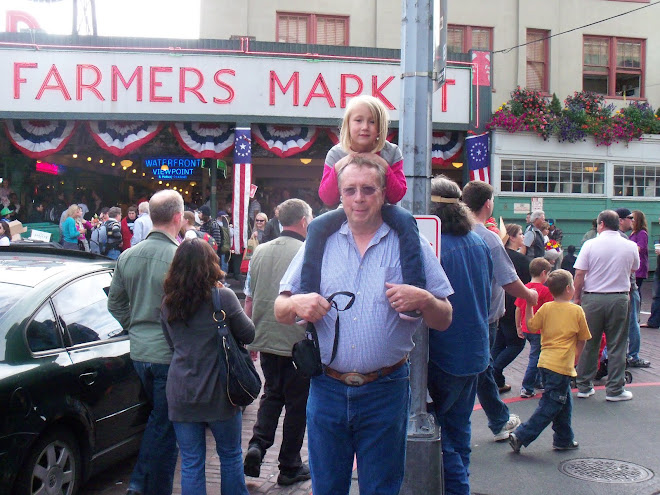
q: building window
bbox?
[583,36,644,97]
[526,29,549,93]
[277,12,348,46]
[500,159,605,194]
[447,25,492,53]
[614,164,660,197]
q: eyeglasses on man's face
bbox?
[341,186,382,197]
[255,219,266,223]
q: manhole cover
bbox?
[559,458,654,484]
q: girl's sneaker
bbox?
[520,388,536,398]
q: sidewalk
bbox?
[82,283,660,495]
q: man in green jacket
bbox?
[108,189,184,495]
[243,198,313,486]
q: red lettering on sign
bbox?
[270,71,299,106]
[36,65,71,100]
[340,74,363,108]
[371,76,395,110]
[303,73,336,108]
[441,79,456,112]
[213,69,235,104]
[76,64,104,101]
[6,11,40,32]
[111,66,143,102]
[179,67,207,103]
[149,66,173,103]
[13,62,37,99]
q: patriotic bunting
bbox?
[431,131,464,166]
[252,125,320,157]
[5,120,77,158]
[87,121,163,157]
[466,132,491,183]
[325,127,398,147]
[171,122,235,158]
[232,127,252,253]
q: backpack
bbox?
[194,229,218,252]
[90,225,106,255]
[218,215,231,254]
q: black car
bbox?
[0,245,148,495]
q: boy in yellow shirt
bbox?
[509,269,591,453]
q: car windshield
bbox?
[0,283,31,319]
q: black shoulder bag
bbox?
[212,288,262,406]
[291,291,355,378]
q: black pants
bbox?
[249,352,310,471]
[492,318,526,387]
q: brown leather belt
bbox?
[324,356,408,387]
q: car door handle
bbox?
[79,372,98,386]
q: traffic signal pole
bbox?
[399,0,444,493]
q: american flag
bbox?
[467,132,490,183]
[232,127,252,253]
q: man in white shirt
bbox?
[573,209,640,402]
[131,201,153,246]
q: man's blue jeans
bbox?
[476,321,511,434]
[628,288,641,360]
[173,413,249,495]
[513,368,574,448]
[521,333,542,394]
[306,363,410,495]
[428,361,479,495]
[129,361,179,495]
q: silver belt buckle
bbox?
[342,373,366,387]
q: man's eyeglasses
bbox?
[255,219,266,222]
[341,186,381,197]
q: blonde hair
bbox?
[65,204,80,219]
[339,95,390,154]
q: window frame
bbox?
[276,12,349,46]
[447,24,493,53]
[613,163,660,198]
[526,29,550,94]
[582,35,646,99]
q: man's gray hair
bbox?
[598,210,619,231]
[530,210,545,223]
[108,206,122,219]
[138,201,150,214]
[278,198,313,227]
[336,154,387,189]
[149,190,184,225]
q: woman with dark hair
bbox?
[426,175,493,495]
[0,220,10,246]
[630,210,649,296]
[161,238,254,495]
[492,224,531,393]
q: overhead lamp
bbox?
[185,190,189,195]
[142,172,146,176]
[300,158,312,165]
[166,183,170,187]
[122,167,127,171]
[120,159,133,168]
[87,157,92,161]
[72,154,78,158]
[111,162,116,167]
[173,186,177,191]
[190,181,197,187]
[161,165,169,171]
[452,162,463,169]
[99,159,104,164]
[158,180,163,184]
[132,169,136,174]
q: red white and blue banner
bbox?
[232,127,252,253]
[431,131,464,166]
[325,127,398,146]
[171,122,235,159]
[87,121,163,157]
[252,125,319,157]
[466,132,490,183]
[5,119,77,158]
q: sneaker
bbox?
[493,414,521,441]
[627,357,651,368]
[606,390,633,402]
[277,463,311,486]
[243,445,263,478]
[577,388,595,398]
[520,388,536,399]
[499,384,512,393]
[399,310,422,321]
[553,440,579,451]
[509,432,523,453]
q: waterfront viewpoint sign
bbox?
[0,48,471,123]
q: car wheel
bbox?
[14,428,81,495]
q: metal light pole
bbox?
[399,0,443,493]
